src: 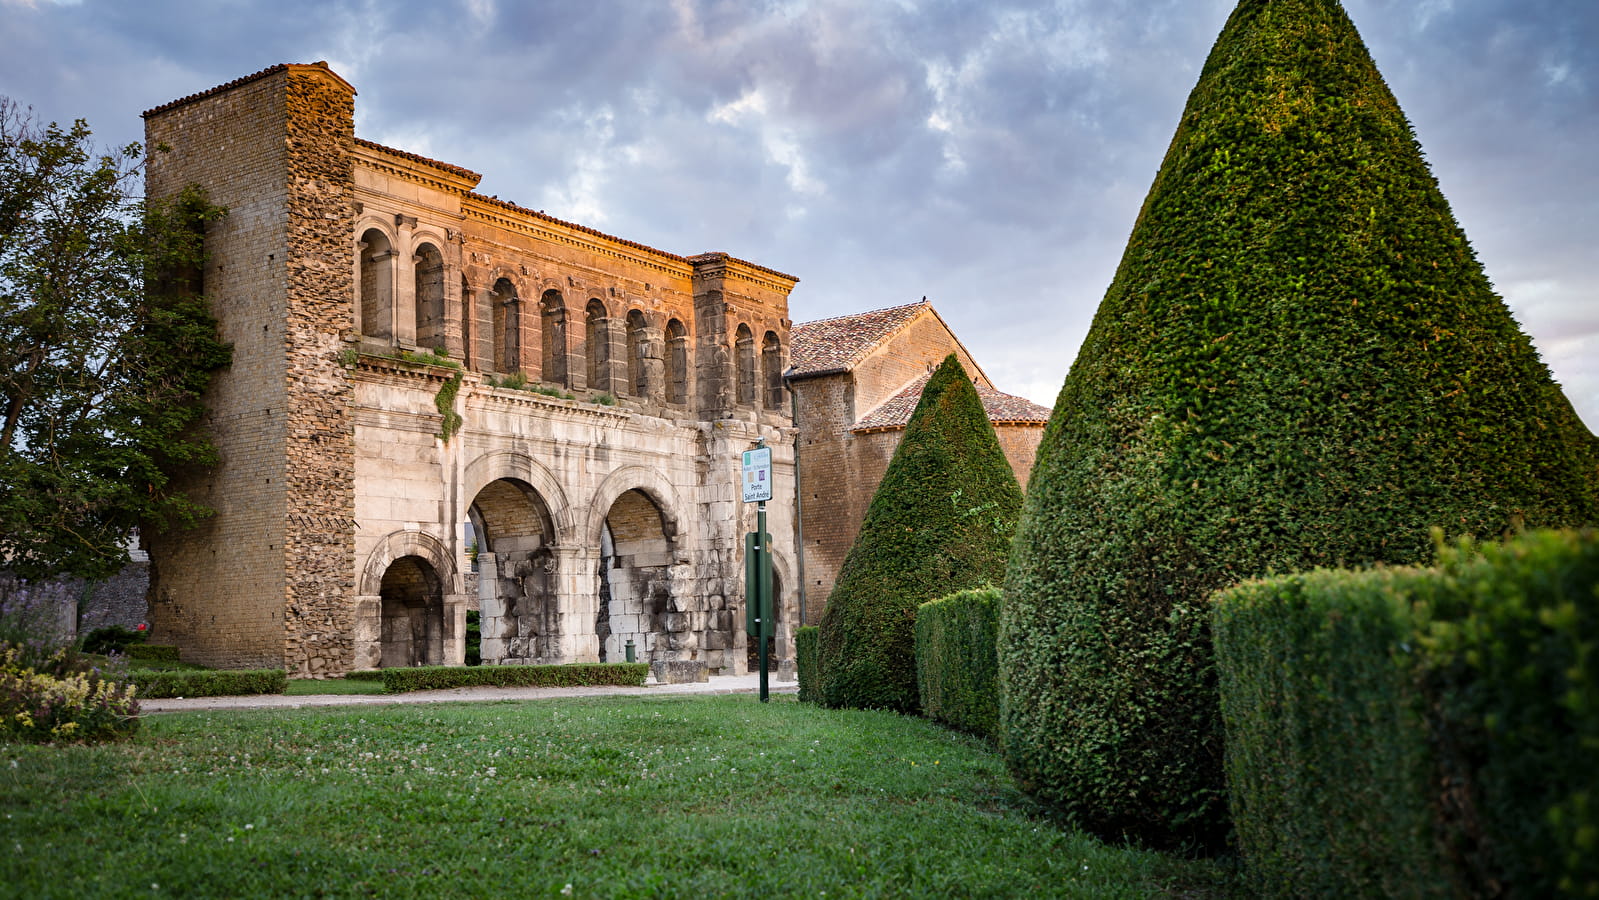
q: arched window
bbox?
[665,319,688,405]
[762,330,783,410]
[626,309,649,398]
[414,243,445,352]
[540,290,567,386]
[359,228,394,342]
[585,299,609,392]
[735,324,756,406]
[491,277,520,374]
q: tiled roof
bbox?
[851,372,1052,433]
[354,138,481,182]
[142,62,354,118]
[788,301,930,377]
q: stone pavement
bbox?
[139,672,797,714]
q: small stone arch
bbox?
[585,298,611,392]
[761,330,784,410]
[413,241,446,352]
[540,289,569,386]
[359,529,462,598]
[358,225,397,342]
[490,276,522,374]
[665,318,689,405]
[735,324,756,406]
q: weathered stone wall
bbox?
[143,68,297,668]
[279,68,358,677]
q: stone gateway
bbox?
[140,62,1046,677]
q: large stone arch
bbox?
[463,450,576,546]
[359,529,462,597]
[583,465,686,553]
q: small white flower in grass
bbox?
[561,884,573,896]
[244,823,253,830]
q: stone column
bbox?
[551,546,600,662]
[393,214,419,348]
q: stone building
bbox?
[136,63,1048,675]
[786,301,1050,616]
[142,62,799,677]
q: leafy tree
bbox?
[0,98,231,584]
[1000,0,1599,853]
[817,354,1023,712]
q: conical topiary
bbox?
[818,354,1024,712]
[1001,0,1599,853]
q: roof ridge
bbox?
[793,298,929,329]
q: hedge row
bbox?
[794,626,819,703]
[915,587,1001,741]
[380,662,647,693]
[126,644,181,662]
[1213,529,1598,897]
[130,668,287,699]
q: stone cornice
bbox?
[462,194,693,280]
[353,141,482,196]
[467,386,632,421]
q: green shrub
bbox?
[795,626,819,703]
[916,586,1001,741]
[1214,567,1443,897]
[130,668,287,699]
[81,625,148,655]
[465,610,481,666]
[1214,529,1599,897]
[1418,530,1599,897]
[1002,0,1599,852]
[0,644,140,743]
[125,644,180,663]
[817,354,1023,713]
[342,669,385,681]
[380,662,647,693]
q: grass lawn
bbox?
[1,695,1234,898]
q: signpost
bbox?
[742,440,774,701]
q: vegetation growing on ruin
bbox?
[0,100,232,582]
[1001,0,1599,853]
[817,354,1023,713]
[0,696,1235,897]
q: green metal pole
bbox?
[757,500,769,702]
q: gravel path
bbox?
[139,673,797,713]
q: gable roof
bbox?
[787,300,931,378]
[852,372,1052,433]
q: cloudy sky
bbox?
[3,0,1594,429]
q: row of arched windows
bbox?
[355,225,785,411]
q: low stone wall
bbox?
[0,562,151,642]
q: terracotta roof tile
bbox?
[142,62,353,118]
[851,373,1052,432]
[787,301,930,377]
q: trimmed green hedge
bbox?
[130,668,287,699]
[795,626,819,703]
[818,354,1023,713]
[126,644,181,663]
[1215,566,1441,897]
[342,669,385,681]
[915,587,1001,740]
[380,662,648,693]
[1213,529,1599,897]
[1002,0,1599,852]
